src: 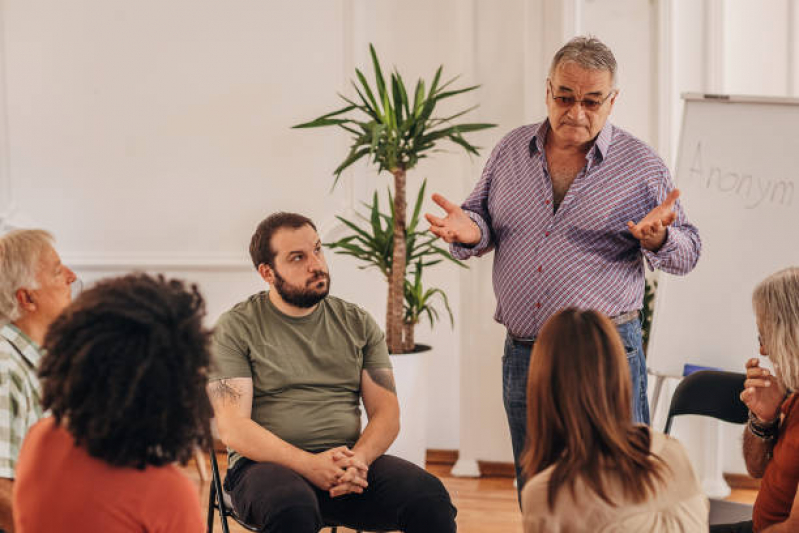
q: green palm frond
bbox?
[293,44,497,180]
[326,178,466,281]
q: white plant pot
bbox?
[362,345,431,468]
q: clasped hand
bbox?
[304,446,369,498]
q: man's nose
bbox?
[566,101,586,121]
[307,253,324,270]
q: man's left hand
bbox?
[328,451,369,498]
[328,465,369,497]
[627,189,680,251]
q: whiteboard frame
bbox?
[648,92,799,375]
[682,92,799,106]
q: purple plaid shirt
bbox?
[452,120,701,339]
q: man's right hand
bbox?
[300,446,368,491]
[740,357,786,423]
[425,193,481,245]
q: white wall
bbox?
[0,0,471,450]
[2,0,796,475]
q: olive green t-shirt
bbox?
[209,292,391,467]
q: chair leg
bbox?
[209,451,231,533]
[206,482,216,533]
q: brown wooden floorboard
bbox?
[187,453,757,532]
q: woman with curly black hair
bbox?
[12,273,213,532]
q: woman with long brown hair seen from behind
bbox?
[521,308,708,532]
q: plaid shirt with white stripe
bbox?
[453,120,701,339]
[0,323,44,478]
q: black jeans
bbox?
[225,454,457,533]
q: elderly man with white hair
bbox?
[0,230,76,532]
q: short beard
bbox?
[271,268,330,308]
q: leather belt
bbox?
[610,310,639,326]
[509,310,640,348]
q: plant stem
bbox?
[386,168,407,353]
[402,322,415,354]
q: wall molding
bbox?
[788,0,797,96]
[61,252,253,271]
[0,0,13,225]
[656,0,673,166]
[703,0,725,93]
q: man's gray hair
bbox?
[549,36,618,87]
[0,229,54,323]
[753,267,799,391]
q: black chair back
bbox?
[664,370,749,435]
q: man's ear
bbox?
[257,263,274,284]
[608,88,619,110]
[15,288,35,312]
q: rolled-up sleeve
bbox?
[642,168,702,274]
[450,143,503,259]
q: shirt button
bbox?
[545,231,550,237]
[536,302,542,309]
[537,266,543,273]
[545,200,551,205]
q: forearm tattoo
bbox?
[208,379,242,404]
[366,368,397,394]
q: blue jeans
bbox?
[502,317,650,500]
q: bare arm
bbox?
[742,426,774,478]
[0,477,13,532]
[353,367,400,465]
[328,367,400,498]
[208,378,354,490]
[761,487,799,532]
[740,358,786,478]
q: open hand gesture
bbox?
[627,189,681,251]
[425,194,481,245]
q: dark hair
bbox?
[39,273,213,469]
[249,212,317,269]
[523,308,665,509]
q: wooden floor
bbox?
[188,453,756,533]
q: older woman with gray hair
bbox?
[714,267,799,533]
[0,229,76,532]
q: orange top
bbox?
[753,393,799,532]
[13,417,203,533]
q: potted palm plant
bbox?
[294,44,495,354]
[328,179,461,350]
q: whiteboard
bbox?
[647,94,799,376]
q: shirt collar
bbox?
[1,323,43,369]
[529,119,614,161]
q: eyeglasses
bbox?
[70,277,84,300]
[547,79,615,112]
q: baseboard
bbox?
[426,449,516,478]
[478,460,516,478]
[427,449,459,466]
[724,473,761,491]
[427,450,762,486]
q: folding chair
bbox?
[663,370,753,523]
[663,370,749,434]
[206,447,377,533]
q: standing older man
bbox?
[425,36,701,491]
[0,230,77,531]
